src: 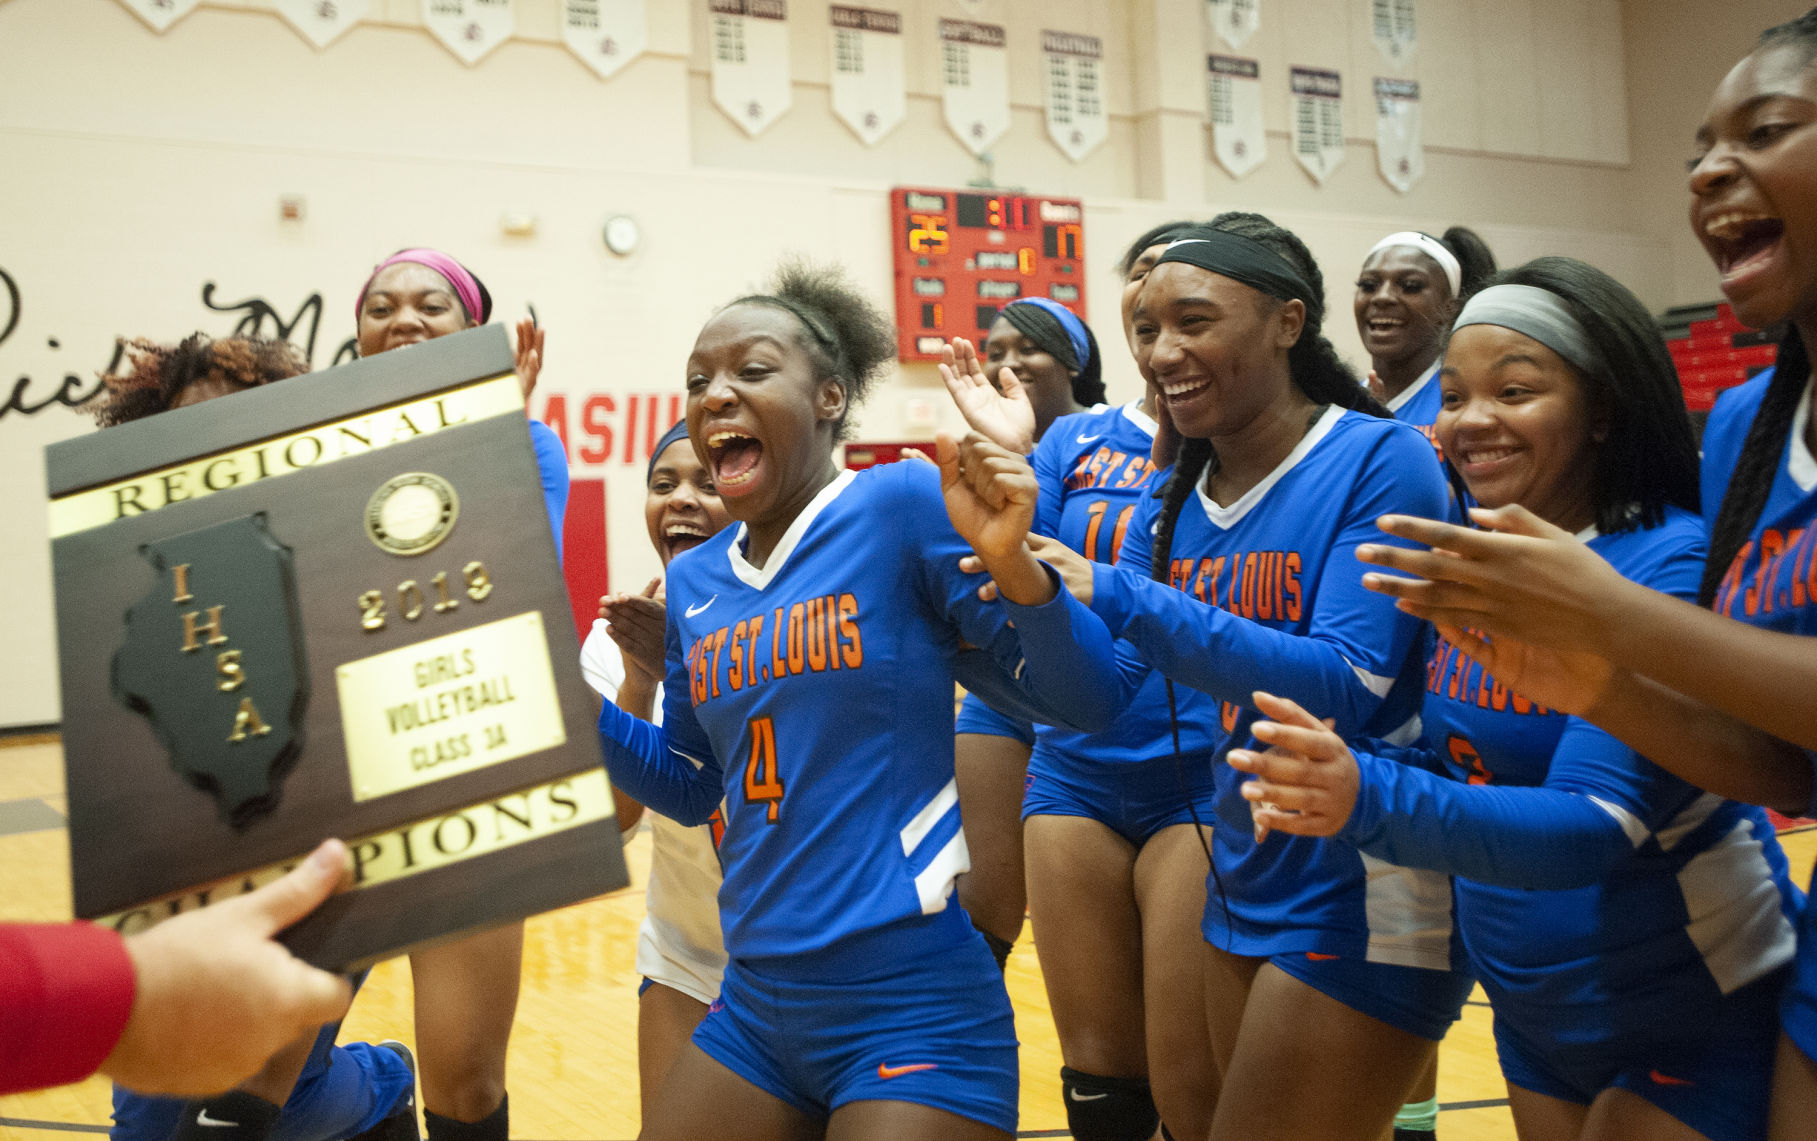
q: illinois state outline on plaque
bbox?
[710,0,793,137]
[829,6,905,146]
[275,0,370,49]
[422,0,515,66]
[563,0,647,80]
[940,19,1009,157]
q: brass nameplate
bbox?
[337,610,567,802]
[49,374,524,538]
[94,768,615,934]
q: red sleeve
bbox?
[0,922,137,1095]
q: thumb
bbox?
[995,367,1026,403]
[934,432,961,485]
[235,839,350,936]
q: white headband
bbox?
[1366,231,1462,296]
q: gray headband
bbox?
[1452,284,1601,376]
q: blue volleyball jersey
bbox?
[1386,361,1444,458]
[1341,507,1800,1042]
[955,401,1162,744]
[1024,401,1218,767]
[1702,368,1817,1058]
[596,462,1118,976]
[1033,402,1162,563]
[1089,407,1455,964]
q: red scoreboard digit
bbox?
[889,186,1087,361]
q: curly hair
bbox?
[730,259,897,441]
[1149,213,1389,580]
[89,333,306,427]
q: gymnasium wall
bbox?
[0,0,1760,727]
[1619,0,1802,309]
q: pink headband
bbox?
[355,249,486,324]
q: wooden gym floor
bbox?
[3,734,1813,1141]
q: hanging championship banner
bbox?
[562,0,646,80]
[1374,77,1422,193]
[116,0,201,33]
[423,0,514,66]
[1289,66,1345,184]
[1371,0,1416,65]
[275,0,368,49]
[710,0,792,137]
[1041,31,1106,162]
[829,7,905,146]
[939,19,1010,156]
[1206,0,1259,52]
[1208,55,1265,178]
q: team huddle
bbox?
[49,8,1817,1141]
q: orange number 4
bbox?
[743,716,785,823]
[1448,733,1493,786]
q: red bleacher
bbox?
[1660,301,1778,412]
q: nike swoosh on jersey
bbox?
[1068,1090,1110,1101]
[877,1062,940,1079]
[1076,433,1103,444]
[195,1111,240,1128]
[685,594,718,618]
[1649,1069,1695,1088]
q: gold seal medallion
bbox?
[365,473,459,556]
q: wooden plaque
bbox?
[47,326,626,970]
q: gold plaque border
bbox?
[49,374,523,538]
[92,767,614,935]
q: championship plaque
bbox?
[47,326,627,970]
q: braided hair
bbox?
[1149,212,1391,583]
[90,333,305,427]
[1698,8,1817,605]
[731,259,896,443]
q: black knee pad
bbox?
[980,928,1015,971]
[1060,1067,1160,1141]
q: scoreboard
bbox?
[888,186,1087,362]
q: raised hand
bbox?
[514,317,545,403]
[940,337,1035,455]
[102,840,355,1096]
[1227,692,1356,843]
[938,431,1038,562]
[1357,503,1630,659]
[601,578,666,683]
[937,431,1053,606]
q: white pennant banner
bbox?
[829,6,905,146]
[1041,30,1106,163]
[275,0,369,49]
[939,19,1010,157]
[1374,77,1423,193]
[1289,66,1345,184]
[116,0,201,33]
[1371,0,1416,65]
[1206,0,1259,52]
[709,0,792,137]
[1208,54,1266,179]
[423,0,514,66]
[562,0,647,80]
